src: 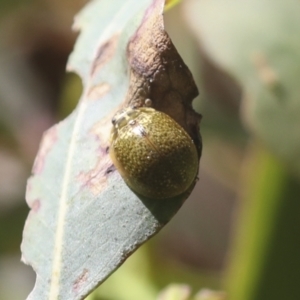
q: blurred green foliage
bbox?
[0,0,28,15]
[183,1,300,299]
[225,146,300,300]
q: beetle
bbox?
[110,107,198,199]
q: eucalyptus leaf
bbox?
[21,0,200,299]
[185,0,300,176]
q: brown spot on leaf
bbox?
[32,125,58,174]
[77,116,115,195]
[77,154,113,195]
[91,34,120,76]
[252,51,279,87]
[30,199,41,212]
[91,115,114,146]
[87,82,110,101]
[125,0,202,155]
[73,268,89,294]
[105,164,116,175]
[252,51,286,103]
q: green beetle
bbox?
[110,107,198,199]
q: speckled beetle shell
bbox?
[110,107,198,199]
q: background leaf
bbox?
[184,0,300,176]
[183,1,300,300]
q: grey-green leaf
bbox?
[21,0,200,299]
